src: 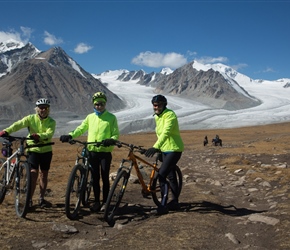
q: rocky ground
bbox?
[0,122,290,250]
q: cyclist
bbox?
[0,98,56,208]
[145,95,184,214]
[60,91,119,212]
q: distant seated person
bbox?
[203,136,208,146]
[212,135,222,146]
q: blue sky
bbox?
[0,0,289,80]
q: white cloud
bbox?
[196,56,228,64]
[0,28,29,43]
[262,67,275,73]
[74,43,93,54]
[20,26,33,42]
[132,51,188,69]
[43,31,63,46]
[231,63,248,71]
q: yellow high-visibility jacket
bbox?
[153,108,184,152]
[5,114,56,153]
[69,110,119,152]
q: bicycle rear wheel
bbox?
[15,161,31,218]
[151,165,182,207]
[65,164,85,220]
[0,158,7,204]
[82,167,93,207]
[103,169,129,226]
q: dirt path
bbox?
[0,123,290,249]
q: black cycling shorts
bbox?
[27,151,53,171]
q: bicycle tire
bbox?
[15,161,31,218]
[0,158,7,204]
[82,167,93,207]
[65,164,85,220]
[103,169,129,225]
[151,165,183,207]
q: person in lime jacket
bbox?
[60,91,119,212]
[145,95,184,214]
[0,98,56,208]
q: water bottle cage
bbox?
[1,146,13,157]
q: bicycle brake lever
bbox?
[115,141,122,148]
[68,140,76,145]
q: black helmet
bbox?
[151,95,167,106]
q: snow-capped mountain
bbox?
[0,39,25,53]
[0,44,124,122]
[0,40,40,78]
[2,38,290,135]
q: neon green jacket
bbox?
[4,114,56,153]
[153,108,184,152]
[69,110,119,152]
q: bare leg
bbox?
[30,170,38,200]
[39,170,48,200]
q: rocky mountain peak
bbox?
[0,44,125,122]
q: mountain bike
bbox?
[0,136,54,218]
[64,139,103,220]
[103,140,182,225]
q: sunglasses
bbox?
[38,106,49,110]
[153,103,163,107]
[94,102,105,107]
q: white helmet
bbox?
[36,98,50,106]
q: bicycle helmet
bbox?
[36,98,50,106]
[151,95,167,106]
[92,92,107,104]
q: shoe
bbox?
[167,200,181,211]
[39,199,47,208]
[100,204,106,212]
[156,206,169,215]
[90,202,101,212]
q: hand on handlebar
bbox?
[102,138,116,147]
[30,133,40,143]
[0,131,9,137]
[144,147,159,157]
[60,135,72,143]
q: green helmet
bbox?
[92,92,107,103]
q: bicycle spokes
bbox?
[15,162,31,218]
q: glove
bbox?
[60,135,72,143]
[30,133,40,143]
[102,138,116,147]
[145,147,159,157]
[0,131,9,137]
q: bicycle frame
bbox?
[0,136,54,217]
[1,137,29,188]
[64,139,103,219]
[116,141,160,195]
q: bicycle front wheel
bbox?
[82,167,93,207]
[151,165,183,207]
[103,169,129,226]
[65,164,85,220]
[15,161,31,218]
[0,158,7,204]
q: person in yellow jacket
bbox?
[145,95,184,214]
[60,92,119,212]
[0,98,56,208]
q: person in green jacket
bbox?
[60,91,119,212]
[145,95,184,214]
[0,98,56,208]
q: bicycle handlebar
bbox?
[2,136,54,148]
[115,140,158,155]
[67,139,103,147]
[26,142,55,148]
